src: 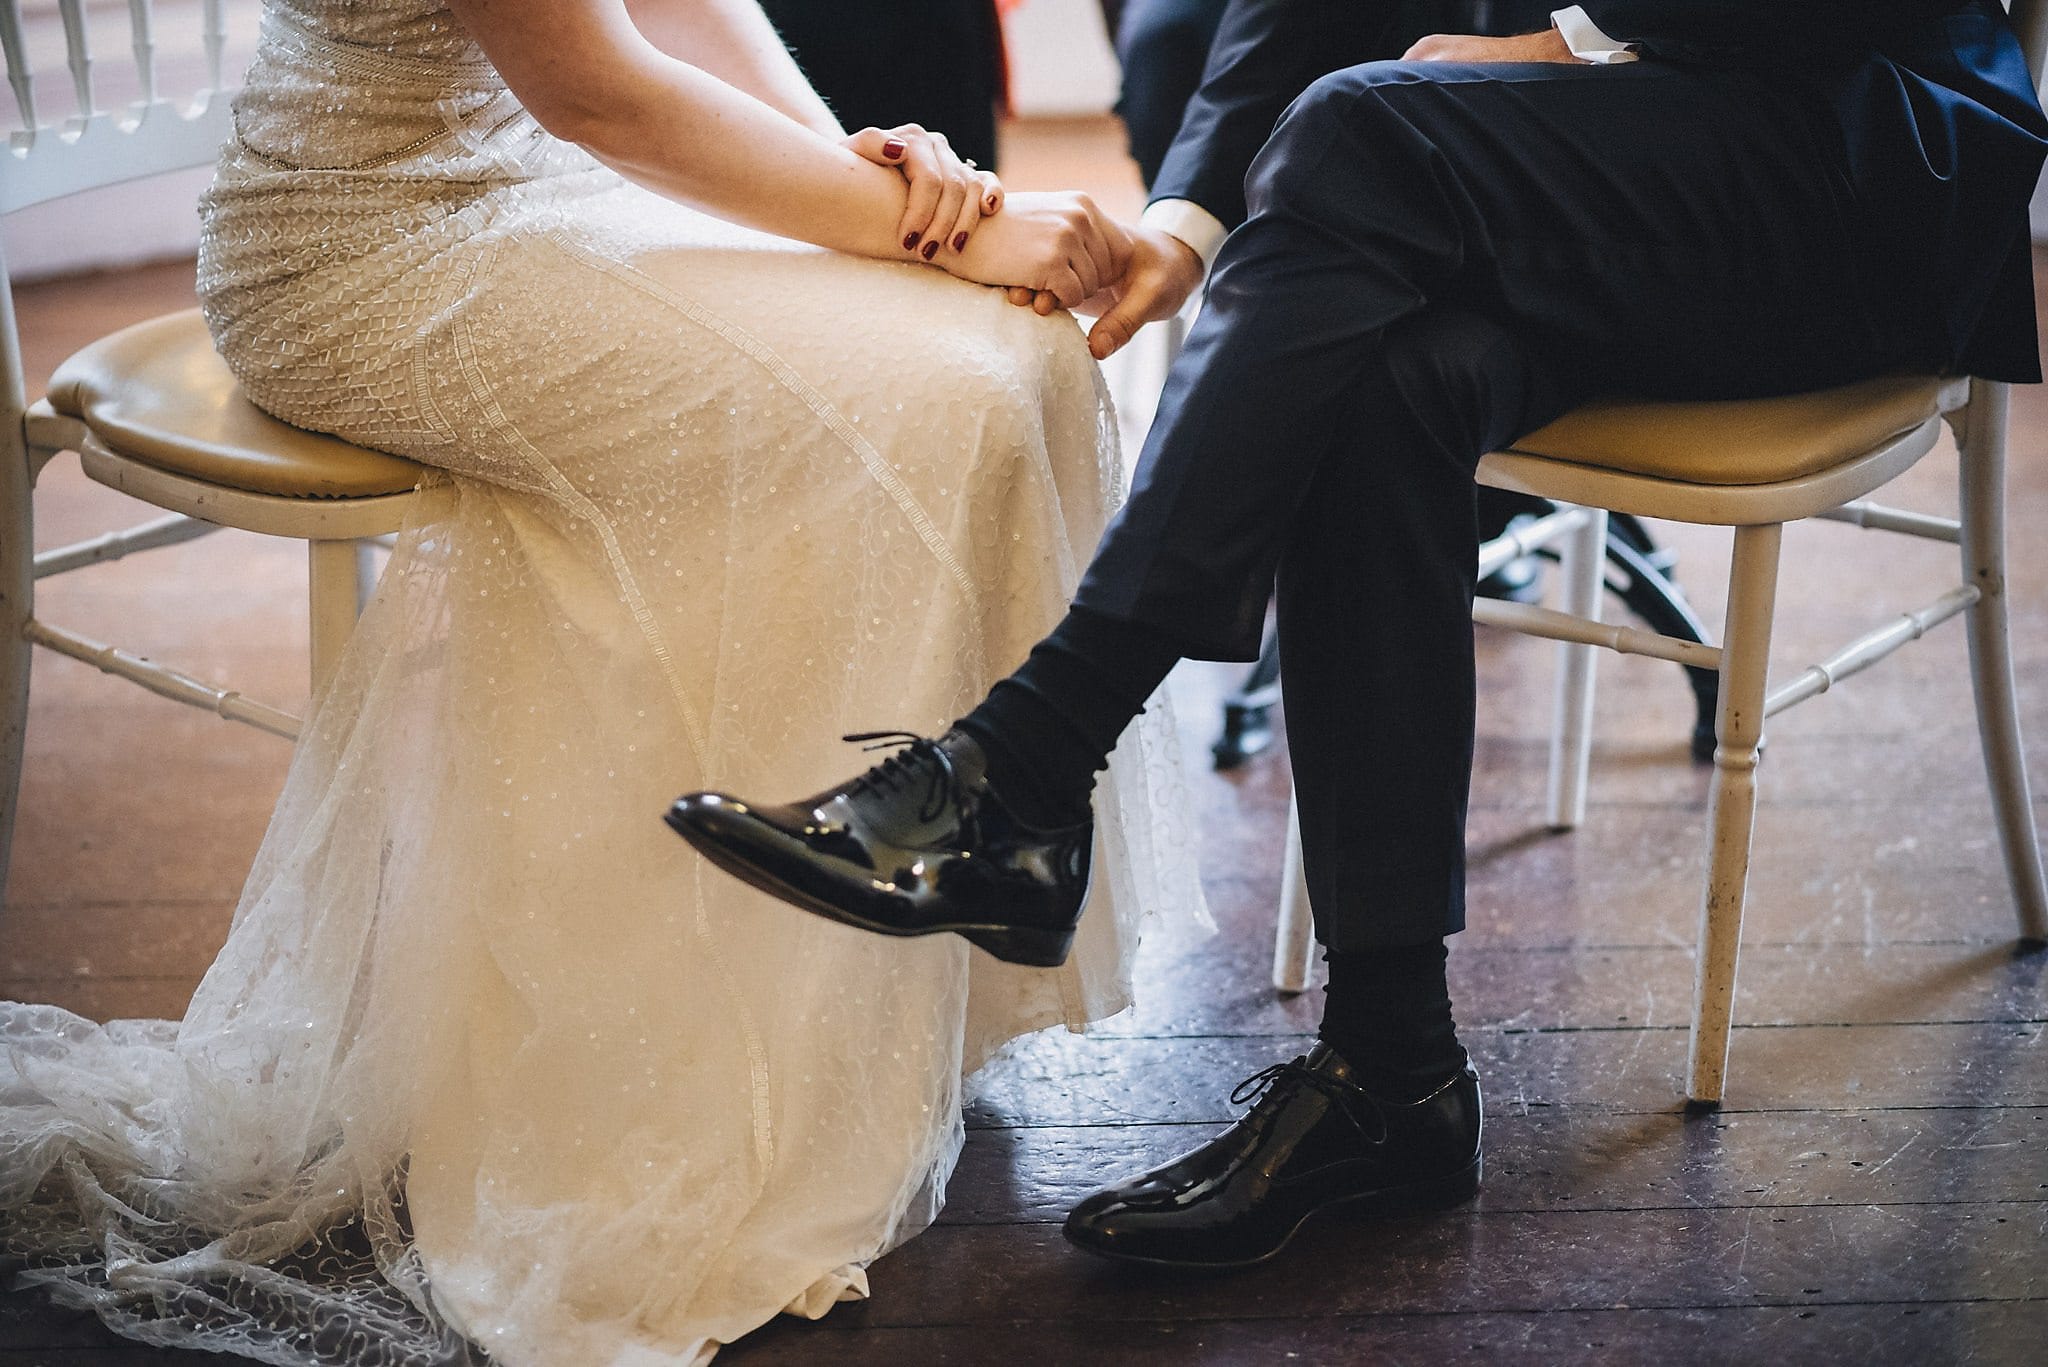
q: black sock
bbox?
[1318,940,1468,1102]
[954,606,1184,827]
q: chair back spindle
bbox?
[128,1,158,109]
[56,1,93,127]
[201,0,223,93]
[0,6,33,137]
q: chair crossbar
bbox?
[24,617,301,739]
[1815,499,1961,543]
[3,94,232,211]
[73,438,417,542]
[1763,583,1981,716]
[1472,596,1723,670]
[34,510,218,578]
[1476,505,1590,580]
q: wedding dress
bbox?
[0,3,1201,1362]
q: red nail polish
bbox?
[883,138,906,159]
[921,239,940,260]
[904,233,920,251]
[952,232,969,252]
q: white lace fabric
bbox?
[0,3,1205,1362]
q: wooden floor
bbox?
[3,117,2045,1365]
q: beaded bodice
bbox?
[225,0,539,179]
[265,0,479,58]
[199,0,604,441]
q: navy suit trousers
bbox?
[1073,59,1938,947]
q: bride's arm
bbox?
[622,0,841,138]
[445,0,1124,303]
[621,0,999,259]
[447,0,910,259]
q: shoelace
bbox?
[1230,1058,1389,1143]
[841,731,961,825]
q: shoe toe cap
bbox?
[1061,1198,1137,1254]
[666,793,801,859]
[1064,1195,1227,1264]
[666,791,749,837]
[1064,1188,1125,1228]
[1063,1183,1192,1248]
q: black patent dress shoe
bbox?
[1063,1042,1481,1268]
[665,729,1092,967]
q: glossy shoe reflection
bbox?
[1063,1043,1482,1268]
[665,729,1092,967]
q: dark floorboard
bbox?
[717,1302,2048,1366]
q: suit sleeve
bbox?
[1576,1,1968,64]
[1149,0,1402,230]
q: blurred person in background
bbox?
[762,0,1009,168]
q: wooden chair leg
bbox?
[1687,522,1784,1107]
[1546,506,1607,831]
[1956,383,2048,944]
[0,443,31,909]
[308,538,359,700]
[1274,790,1316,993]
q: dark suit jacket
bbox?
[1151,0,2048,381]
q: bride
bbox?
[0,1,1200,1362]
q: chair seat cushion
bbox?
[1505,375,1951,486]
[45,309,425,498]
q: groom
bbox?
[672,1,2047,1268]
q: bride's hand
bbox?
[843,125,1004,261]
[943,192,1129,311]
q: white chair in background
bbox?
[1273,0,2048,1108]
[0,0,424,905]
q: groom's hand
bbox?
[1068,225,1205,360]
[1403,28,1585,63]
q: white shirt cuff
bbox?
[1141,198,1228,274]
[1551,6,1639,64]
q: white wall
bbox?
[1006,0,1121,117]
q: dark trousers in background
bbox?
[1115,0,1232,186]
[1072,58,1929,950]
[759,1,1005,169]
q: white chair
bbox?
[0,0,425,905]
[1273,1,2048,1107]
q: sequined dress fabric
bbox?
[0,3,1203,1362]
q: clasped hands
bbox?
[845,121,1145,354]
[845,25,1579,362]
[841,123,1119,298]
[845,122,1192,361]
